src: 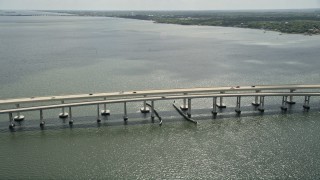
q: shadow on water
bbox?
[1,102,319,133]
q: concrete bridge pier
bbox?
[13,104,25,121]
[101,98,110,116]
[303,96,311,110]
[40,109,45,127]
[281,96,288,111]
[140,95,150,113]
[258,96,265,112]
[235,96,241,114]
[286,89,296,104]
[212,97,218,115]
[97,105,101,123]
[187,99,192,118]
[252,90,261,106]
[59,100,69,118]
[69,107,73,125]
[123,102,128,121]
[217,92,226,108]
[9,112,15,129]
[150,101,155,120]
[180,93,188,110]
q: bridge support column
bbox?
[9,113,15,129]
[212,97,217,115]
[40,109,45,127]
[252,90,260,106]
[187,99,192,118]
[180,93,188,110]
[217,92,226,108]
[59,100,68,118]
[123,102,128,121]
[281,96,288,111]
[101,98,110,116]
[151,101,155,120]
[69,107,73,125]
[286,89,296,104]
[235,96,241,114]
[140,95,150,113]
[14,104,25,121]
[97,105,101,123]
[303,96,311,110]
[258,96,265,112]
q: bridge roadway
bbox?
[1,84,320,105]
[1,84,320,129]
[0,92,319,114]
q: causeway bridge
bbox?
[1,84,320,129]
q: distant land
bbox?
[0,10,70,16]
[49,9,320,35]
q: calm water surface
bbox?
[0,15,320,179]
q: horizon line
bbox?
[1,8,320,11]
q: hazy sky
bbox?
[0,0,320,10]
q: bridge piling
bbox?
[151,101,155,119]
[180,93,188,110]
[123,102,128,121]
[14,104,25,121]
[101,98,110,116]
[140,95,150,113]
[59,100,69,118]
[40,109,45,127]
[235,96,241,114]
[258,96,265,112]
[212,97,217,115]
[97,105,101,123]
[252,90,261,106]
[187,99,192,118]
[286,89,296,104]
[281,96,288,111]
[217,92,226,108]
[69,107,73,125]
[9,113,15,129]
[303,96,311,110]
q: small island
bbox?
[55,9,320,35]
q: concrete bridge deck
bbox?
[1,84,319,129]
[0,92,319,114]
[1,84,320,105]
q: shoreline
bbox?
[47,9,320,35]
[118,16,320,35]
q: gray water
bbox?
[0,15,320,179]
